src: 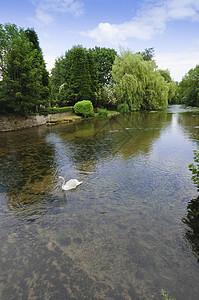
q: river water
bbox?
[0,105,199,299]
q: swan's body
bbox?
[57,176,82,191]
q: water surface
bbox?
[0,105,199,299]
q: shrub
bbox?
[117,103,130,113]
[98,108,108,117]
[74,100,94,118]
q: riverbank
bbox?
[0,111,80,132]
[0,111,119,132]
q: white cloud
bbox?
[167,0,199,20]
[156,47,199,81]
[31,0,84,24]
[82,0,199,43]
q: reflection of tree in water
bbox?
[177,112,199,142]
[0,112,171,212]
[183,196,199,260]
[0,127,56,212]
[57,111,171,166]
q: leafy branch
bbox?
[189,150,199,190]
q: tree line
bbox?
[0,23,198,116]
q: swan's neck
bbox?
[59,176,65,187]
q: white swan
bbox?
[57,176,82,191]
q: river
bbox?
[0,105,199,299]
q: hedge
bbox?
[47,106,73,114]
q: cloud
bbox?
[155,47,199,81]
[82,0,199,43]
[31,0,84,25]
[166,0,199,20]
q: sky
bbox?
[1,0,199,82]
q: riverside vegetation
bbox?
[1,23,199,119]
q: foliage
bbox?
[91,46,117,86]
[158,69,177,104]
[97,108,108,117]
[158,69,172,83]
[117,103,129,113]
[50,55,69,104]
[137,47,155,62]
[161,289,176,300]
[74,100,94,117]
[50,45,117,107]
[111,50,169,111]
[25,28,50,90]
[178,65,199,106]
[96,84,117,108]
[47,106,73,114]
[0,23,50,115]
[189,150,199,190]
[51,46,96,106]
[167,81,178,104]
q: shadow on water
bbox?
[1,107,199,299]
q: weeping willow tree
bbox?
[111,50,169,110]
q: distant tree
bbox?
[111,49,169,110]
[50,55,69,103]
[158,69,172,83]
[178,65,199,106]
[67,46,94,104]
[159,69,177,104]
[51,46,94,106]
[138,47,155,62]
[25,28,50,89]
[50,45,117,107]
[25,28,40,50]
[91,46,117,86]
[0,23,50,115]
[86,48,98,105]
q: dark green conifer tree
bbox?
[0,23,50,115]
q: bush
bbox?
[98,108,108,117]
[117,103,130,113]
[74,100,94,118]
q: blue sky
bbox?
[1,0,199,81]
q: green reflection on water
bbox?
[0,107,199,299]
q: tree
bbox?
[111,49,169,110]
[158,69,177,104]
[158,69,172,83]
[50,46,117,107]
[0,23,50,115]
[91,46,117,86]
[25,28,50,89]
[178,65,199,106]
[138,47,155,62]
[51,46,94,106]
[50,55,69,103]
[67,46,93,104]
